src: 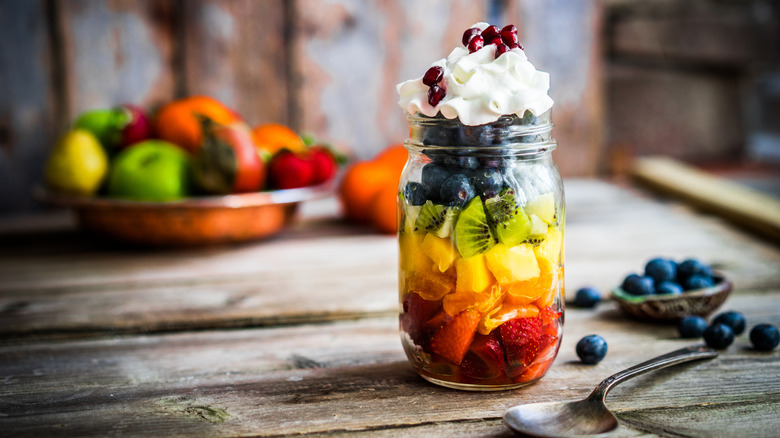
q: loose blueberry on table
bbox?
[750,324,779,351]
[678,315,708,338]
[576,335,608,364]
[712,311,746,336]
[573,287,601,308]
[703,323,735,349]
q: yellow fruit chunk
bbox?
[484,243,540,285]
[399,231,432,273]
[421,233,457,273]
[532,245,560,308]
[455,254,494,293]
[478,302,540,335]
[406,271,455,301]
[538,227,563,264]
[525,192,556,224]
[443,284,504,317]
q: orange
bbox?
[252,123,306,155]
[370,183,400,234]
[155,96,241,153]
[339,160,395,223]
[375,144,408,173]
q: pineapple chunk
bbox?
[421,233,457,273]
[484,243,541,285]
[525,193,556,224]
[537,227,563,264]
[455,254,493,293]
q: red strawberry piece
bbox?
[268,150,315,189]
[540,306,561,326]
[460,332,506,381]
[308,146,338,184]
[500,316,543,370]
[430,308,480,365]
[401,292,442,347]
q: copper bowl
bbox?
[37,182,335,246]
[611,274,732,321]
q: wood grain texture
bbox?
[0,292,777,437]
[293,0,487,160]
[2,180,780,340]
[0,0,57,212]
[57,0,177,116]
[181,0,289,127]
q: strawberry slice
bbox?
[500,315,543,372]
[459,332,506,381]
[540,306,561,326]
[430,308,481,364]
[400,292,442,347]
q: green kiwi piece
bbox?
[526,214,548,246]
[454,197,497,258]
[414,200,459,238]
[484,188,532,247]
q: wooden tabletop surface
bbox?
[1,179,779,437]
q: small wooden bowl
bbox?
[37,182,335,246]
[611,274,733,321]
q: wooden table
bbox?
[1,179,779,437]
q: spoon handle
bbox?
[589,345,718,402]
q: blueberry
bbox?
[423,127,454,146]
[573,287,601,308]
[470,168,503,198]
[457,125,494,146]
[622,274,655,296]
[403,182,427,206]
[456,156,480,170]
[677,259,712,283]
[656,281,683,295]
[576,335,608,364]
[439,174,475,207]
[421,163,450,202]
[703,323,735,349]
[712,311,746,335]
[750,324,780,351]
[678,316,708,338]
[645,258,677,284]
[480,157,509,169]
[682,274,714,291]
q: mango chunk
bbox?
[484,243,540,285]
[455,254,494,293]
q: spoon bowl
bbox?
[503,345,718,437]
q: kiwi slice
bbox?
[454,197,497,258]
[484,188,532,247]
[526,214,548,246]
[415,200,459,238]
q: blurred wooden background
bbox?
[1,0,777,214]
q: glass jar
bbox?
[398,110,564,391]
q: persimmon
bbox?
[375,144,408,173]
[339,160,395,223]
[370,183,400,234]
[156,96,241,153]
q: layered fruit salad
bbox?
[396,23,563,388]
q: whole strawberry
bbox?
[309,146,338,184]
[268,150,315,189]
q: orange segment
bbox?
[443,284,504,317]
[251,123,306,155]
[478,302,540,335]
[406,271,455,301]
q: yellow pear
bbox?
[45,129,108,196]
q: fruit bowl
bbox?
[36,181,335,246]
[611,273,733,321]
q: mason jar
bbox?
[398,110,564,391]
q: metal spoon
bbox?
[503,345,718,437]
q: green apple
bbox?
[107,140,191,202]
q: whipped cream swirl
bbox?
[396,23,553,126]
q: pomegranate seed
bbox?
[495,43,510,59]
[422,66,444,86]
[427,85,446,107]
[501,27,520,48]
[489,36,502,46]
[462,28,480,46]
[467,35,484,53]
[501,24,518,34]
[481,25,500,43]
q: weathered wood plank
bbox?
[504,0,605,177]
[1,180,779,337]
[181,0,289,126]
[293,0,486,160]
[0,293,777,436]
[57,0,177,116]
[0,0,57,213]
